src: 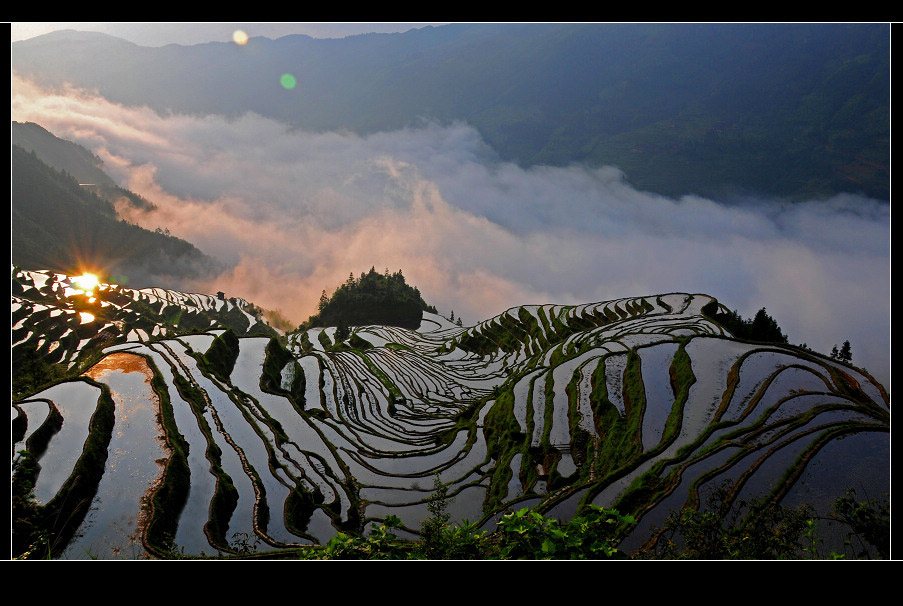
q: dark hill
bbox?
[11,121,156,212]
[11,144,219,286]
[11,121,118,189]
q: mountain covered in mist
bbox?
[12,268,889,558]
[11,23,890,200]
[11,121,119,189]
[11,121,221,287]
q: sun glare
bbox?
[233,30,249,45]
[73,273,100,291]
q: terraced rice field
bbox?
[11,269,889,558]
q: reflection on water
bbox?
[28,381,103,505]
[60,353,170,560]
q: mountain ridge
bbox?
[11,125,221,288]
[12,23,890,200]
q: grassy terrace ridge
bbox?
[11,284,890,559]
[141,354,191,556]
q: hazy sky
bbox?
[10,22,444,46]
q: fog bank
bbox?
[11,73,890,387]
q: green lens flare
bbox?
[280,73,297,90]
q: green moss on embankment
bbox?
[659,342,697,446]
[483,385,527,510]
[587,353,644,480]
[261,337,306,406]
[201,329,240,383]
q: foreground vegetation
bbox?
[285,482,890,561]
[13,452,888,560]
[213,481,890,561]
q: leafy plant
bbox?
[306,516,411,560]
[643,481,817,559]
[419,475,452,558]
[830,488,889,559]
[491,505,635,559]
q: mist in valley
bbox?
[10,70,890,387]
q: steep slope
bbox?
[11,272,888,558]
[12,267,275,396]
[11,144,219,285]
[11,121,119,189]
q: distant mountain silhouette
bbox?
[12,23,890,200]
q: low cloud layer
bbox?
[11,73,891,386]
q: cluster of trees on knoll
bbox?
[703,300,857,364]
[702,301,788,344]
[303,267,438,332]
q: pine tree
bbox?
[335,319,350,343]
[839,340,852,363]
[830,345,839,359]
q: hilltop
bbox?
[304,267,438,332]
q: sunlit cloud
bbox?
[10,73,890,385]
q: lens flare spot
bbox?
[79,311,95,324]
[280,73,297,90]
[233,30,249,45]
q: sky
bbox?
[9,22,443,46]
[9,30,891,388]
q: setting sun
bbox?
[72,273,99,291]
[233,30,249,45]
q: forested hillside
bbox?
[11,144,219,285]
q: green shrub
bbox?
[491,505,635,559]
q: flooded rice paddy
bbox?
[12,279,889,558]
